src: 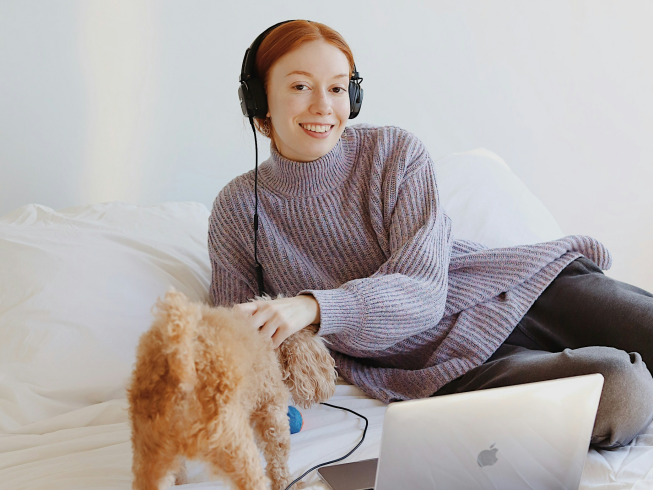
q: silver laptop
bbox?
[317,373,604,490]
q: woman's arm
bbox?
[298,147,454,354]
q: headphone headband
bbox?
[239,20,292,84]
[238,19,363,120]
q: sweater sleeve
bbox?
[298,144,454,353]
[207,193,258,308]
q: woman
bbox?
[208,20,653,449]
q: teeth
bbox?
[301,124,332,133]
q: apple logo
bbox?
[477,443,499,467]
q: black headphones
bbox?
[238,20,364,296]
[238,19,364,121]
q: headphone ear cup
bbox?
[248,77,269,119]
[238,81,254,117]
[348,80,363,119]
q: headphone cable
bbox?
[249,116,265,296]
[247,118,368,490]
[284,402,369,490]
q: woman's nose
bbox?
[310,89,333,114]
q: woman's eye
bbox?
[292,84,347,93]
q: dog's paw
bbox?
[174,458,189,485]
[272,476,303,490]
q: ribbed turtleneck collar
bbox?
[257,127,353,197]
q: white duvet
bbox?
[2,381,652,489]
[1,149,652,489]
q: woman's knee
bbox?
[565,347,653,448]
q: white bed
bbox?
[1,149,652,489]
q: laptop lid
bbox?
[374,373,604,490]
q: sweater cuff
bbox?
[297,288,363,337]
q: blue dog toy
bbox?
[287,406,303,434]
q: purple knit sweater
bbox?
[208,123,612,403]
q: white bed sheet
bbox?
[1,378,652,490]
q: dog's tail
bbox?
[150,286,200,393]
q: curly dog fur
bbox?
[127,287,337,490]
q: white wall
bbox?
[1,0,652,291]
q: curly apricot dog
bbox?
[127,287,337,490]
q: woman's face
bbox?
[265,40,351,162]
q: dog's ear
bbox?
[277,326,337,409]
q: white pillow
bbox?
[434,148,564,247]
[0,201,212,431]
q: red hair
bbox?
[252,20,356,145]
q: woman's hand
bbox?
[233,294,320,349]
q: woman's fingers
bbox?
[271,328,290,349]
[234,298,304,349]
[258,316,279,338]
[256,311,291,348]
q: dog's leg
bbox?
[131,434,179,490]
[252,399,293,490]
[173,456,188,485]
[204,414,268,490]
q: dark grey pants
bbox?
[432,256,653,449]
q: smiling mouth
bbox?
[299,123,335,133]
